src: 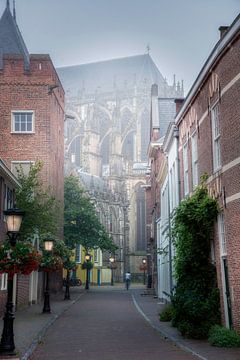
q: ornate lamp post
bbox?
[0,208,25,357]
[109,256,115,286]
[42,239,54,313]
[85,253,91,290]
[142,258,147,285]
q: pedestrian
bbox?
[125,271,131,290]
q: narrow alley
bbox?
[30,287,196,360]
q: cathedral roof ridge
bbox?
[58,53,152,70]
[57,53,167,96]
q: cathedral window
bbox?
[11,111,34,133]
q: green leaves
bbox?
[171,181,220,339]
[64,175,117,252]
[15,161,59,241]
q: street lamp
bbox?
[85,254,91,290]
[0,208,24,356]
[109,256,115,286]
[142,258,147,285]
[42,239,54,313]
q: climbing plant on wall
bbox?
[171,177,221,339]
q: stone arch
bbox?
[100,132,110,172]
[121,129,135,162]
[120,106,134,135]
[66,134,82,166]
[85,104,113,136]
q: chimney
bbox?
[175,98,184,114]
[219,26,229,39]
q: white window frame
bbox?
[11,161,34,178]
[1,274,8,290]
[11,110,35,134]
[75,244,81,263]
[94,249,99,263]
[191,131,198,188]
[211,103,221,171]
[218,213,227,256]
[183,142,189,196]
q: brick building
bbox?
[146,84,181,292]
[176,14,240,330]
[0,2,65,309]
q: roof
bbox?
[0,158,20,187]
[158,98,177,137]
[57,54,166,96]
[77,170,107,193]
[0,3,29,69]
[175,13,240,124]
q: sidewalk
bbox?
[132,288,240,360]
[2,285,240,360]
[13,287,84,360]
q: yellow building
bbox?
[64,245,112,286]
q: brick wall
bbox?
[0,54,65,310]
[177,32,240,331]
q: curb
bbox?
[21,292,85,360]
[131,293,208,360]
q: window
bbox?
[11,161,34,177]
[11,111,34,133]
[211,104,221,171]
[75,244,81,263]
[1,274,8,290]
[183,143,189,196]
[218,213,227,256]
[4,184,13,210]
[191,132,198,187]
[94,249,99,263]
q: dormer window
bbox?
[11,111,35,133]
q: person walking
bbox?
[125,271,131,290]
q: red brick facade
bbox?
[0,7,65,310]
[0,54,65,211]
[176,18,240,331]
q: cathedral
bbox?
[58,54,183,279]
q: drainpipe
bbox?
[173,126,181,205]
[166,155,173,294]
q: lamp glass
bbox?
[142,259,147,264]
[85,254,91,261]
[6,214,22,233]
[44,240,53,251]
[109,257,115,263]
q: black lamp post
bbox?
[0,208,24,357]
[85,254,91,290]
[142,258,147,285]
[109,256,115,286]
[64,266,70,300]
[42,239,54,313]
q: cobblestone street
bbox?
[30,288,196,360]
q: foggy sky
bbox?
[0,0,239,94]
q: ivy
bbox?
[171,178,221,339]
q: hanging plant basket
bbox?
[81,261,93,270]
[40,252,63,272]
[0,242,42,278]
[63,259,77,271]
